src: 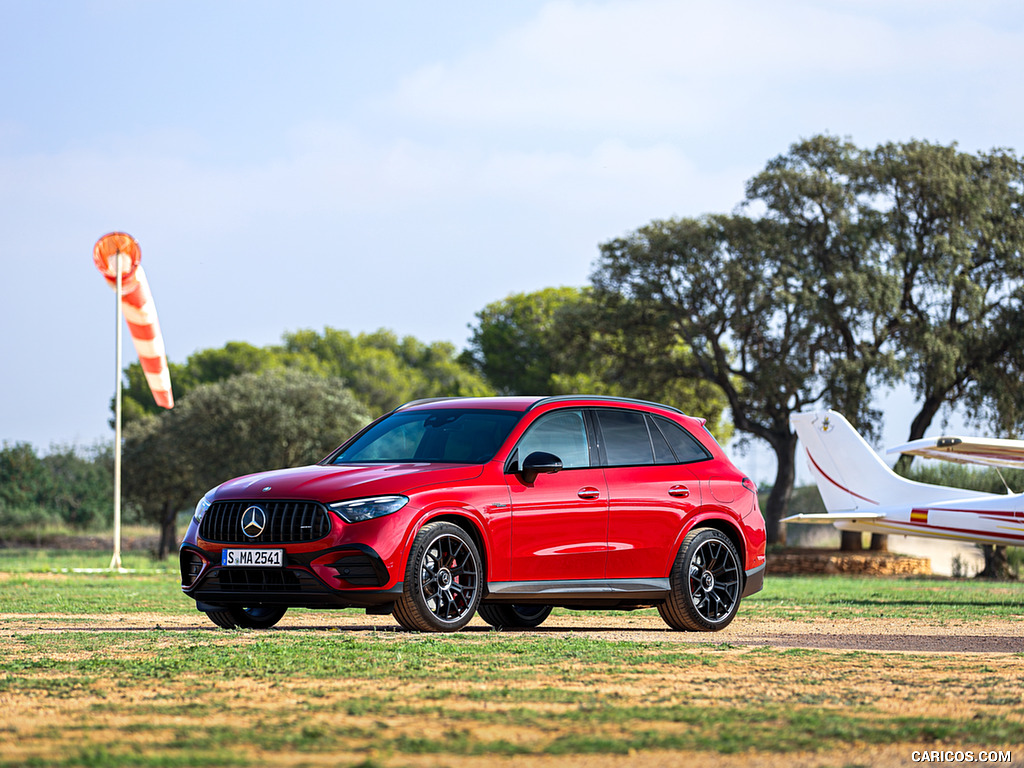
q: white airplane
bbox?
[785,410,1024,547]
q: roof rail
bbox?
[527,394,685,415]
[396,397,464,410]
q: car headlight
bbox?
[328,495,408,523]
[193,492,214,524]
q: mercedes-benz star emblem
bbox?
[241,505,267,538]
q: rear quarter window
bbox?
[652,415,712,464]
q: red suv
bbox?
[180,396,766,632]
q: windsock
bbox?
[93,232,174,409]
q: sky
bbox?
[3,0,1024,482]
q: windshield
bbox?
[329,408,524,464]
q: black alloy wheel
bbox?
[659,528,742,632]
[394,521,482,632]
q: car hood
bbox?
[211,462,485,503]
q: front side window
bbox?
[330,409,523,464]
[516,409,590,469]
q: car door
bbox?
[505,408,609,582]
[596,409,706,579]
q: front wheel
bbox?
[477,604,552,630]
[659,528,742,632]
[205,605,287,629]
[393,522,482,632]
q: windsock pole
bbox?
[93,232,173,571]
[111,257,124,572]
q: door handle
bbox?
[668,485,690,498]
[577,487,601,500]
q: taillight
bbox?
[741,477,757,494]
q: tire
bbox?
[205,606,287,629]
[659,528,742,632]
[393,522,482,632]
[477,604,552,630]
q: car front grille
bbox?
[199,500,331,543]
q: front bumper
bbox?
[180,542,400,609]
[742,563,765,597]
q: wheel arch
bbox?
[415,510,489,582]
[678,515,746,577]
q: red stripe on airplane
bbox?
[903,520,1024,543]
[806,449,879,505]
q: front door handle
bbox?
[668,485,690,498]
[577,487,601,500]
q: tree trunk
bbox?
[840,531,863,551]
[157,500,177,560]
[763,431,798,545]
[978,545,1011,580]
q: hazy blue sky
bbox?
[3,0,1024,471]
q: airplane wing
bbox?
[781,512,886,524]
[886,436,1024,469]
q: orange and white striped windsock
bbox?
[93,232,174,409]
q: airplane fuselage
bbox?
[831,495,1024,547]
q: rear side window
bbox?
[596,410,654,466]
[595,409,712,466]
[652,416,712,464]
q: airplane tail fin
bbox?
[789,410,982,513]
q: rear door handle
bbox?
[668,485,690,498]
[577,487,601,500]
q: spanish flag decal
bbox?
[911,508,929,524]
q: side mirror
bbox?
[521,451,563,484]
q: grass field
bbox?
[1,552,1023,767]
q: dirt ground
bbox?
[5,609,1022,653]
[3,610,1023,767]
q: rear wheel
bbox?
[394,522,482,632]
[477,603,552,630]
[205,606,287,629]
[659,528,741,632]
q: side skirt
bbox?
[486,578,670,605]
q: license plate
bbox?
[221,548,284,567]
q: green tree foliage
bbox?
[282,327,493,414]
[463,287,732,439]
[592,135,1024,545]
[122,369,371,557]
[463,287,583,395]
[866,141,1024,442]
[0,441,112,532]
[120,341,322,423]
[122,329,492,424]
[41,445,114,529]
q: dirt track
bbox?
[6,610,1022,653]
